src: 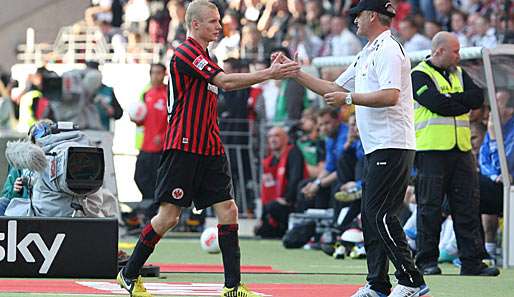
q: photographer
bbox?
[4,120,104,217]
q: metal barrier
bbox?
[219,118,299,218]
[220,118,260,218]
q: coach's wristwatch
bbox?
[345,93,353,105]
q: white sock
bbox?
[485,242,496,258]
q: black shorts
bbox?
[134,151,162,200]
[479,174,503,215]
[154,149,234,210]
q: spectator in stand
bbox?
[214,10,241,67]
[85,0,124,28]
[424,20,443,39]
[398,17,432,52]
[126,31,146,63]
[256,126,307,238]
[390,0,412,31]
[319,14,333,40]
[257,0,290,43]
[327,16,362,57]
[479,90,514,261]
[98,20,126,62]
[296,107,326,178]
[131,63,168,223]
[434,0,456,31]
[240,23,265,63]
[333,114,365,232]
[167,0,187,48]
[124,0,150,33]
[242,0,264,23]
[410,0,436,22]
[288,0,307,24]
[148,15,167,45]
[305,0,324,37]
[285,21,323,64]
[470,14,497,48]
[296,107,347,212]
[451,10,471,47]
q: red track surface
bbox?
[149,263,288,273]
[0,279,361,296]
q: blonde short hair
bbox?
[185,0,218,31]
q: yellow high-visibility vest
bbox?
[412,61,471,151]
[135,84,151,150]
[17,89,41,133]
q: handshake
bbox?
[268,51,350,108]
[267,51,301,80]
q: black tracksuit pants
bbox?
[415,150,485,273]
[362,149,424,294]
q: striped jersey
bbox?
[164,37,224,155]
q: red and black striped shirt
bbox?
[164,37,224,155]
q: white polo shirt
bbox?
[335,30,415,154]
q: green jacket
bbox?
[1,167,32,200]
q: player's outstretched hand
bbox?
[324,91,347,107]
[269,53,300,79]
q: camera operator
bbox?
[4,120,104,217]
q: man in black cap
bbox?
[273,0,429,296]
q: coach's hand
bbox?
[269,54,301,79]
[324,91,346,107]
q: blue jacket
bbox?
[325,123,349,172]
[479,117,514,181]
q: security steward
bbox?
[412,31,499,276]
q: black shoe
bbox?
[321,243,335,257]
[461,263,500,276]
[421,265,442,275]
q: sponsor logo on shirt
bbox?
[193,56,208,70]
[207,83,218,94]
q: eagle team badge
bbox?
[172,188,184,200]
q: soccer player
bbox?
[116,1,300,297]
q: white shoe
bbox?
[388,284,429,297]
[350,284,387,297]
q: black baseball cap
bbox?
[349,0,397,17]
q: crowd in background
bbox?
[84,0,514,67]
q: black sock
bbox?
[218,224,241,288]
[124,224,161,279]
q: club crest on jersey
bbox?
[193,56,208,70]
[172,188,184,200]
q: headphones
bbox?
[28,121,53,143]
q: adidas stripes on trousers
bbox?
[361,149,424,294]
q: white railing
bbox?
[17,24,163,65]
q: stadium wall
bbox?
[0,0,88,68]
